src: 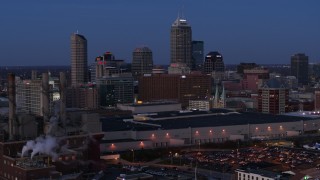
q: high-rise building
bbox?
[291,53,309,85]
[71,33,88,86]
[192,41,204,70]
[203,52,225,74]
[258,79,288,115]
[132,47,153,78]
[170,17,192,68]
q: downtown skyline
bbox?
[0,0,320,66]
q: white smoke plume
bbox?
[21,135,59,160]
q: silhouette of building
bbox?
[203,51,225,74]
[258,79,288,115]
[203,51,225,84]
[170,16,192,68]
[291,53,309,86]
[132,47,153,78]
[71,33,87,86]
[192,41,204,70]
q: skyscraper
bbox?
[132,47,153,78]
[192,41,204,70]
[71,33,88,86]
[203,51,225,74]
[170,16,192,68]
[291,53,309,86]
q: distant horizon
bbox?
[0,0,319,66]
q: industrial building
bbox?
[100,109,320,153]
[0,73,104,180]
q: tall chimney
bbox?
[59,72,67,127]
[42,73,50,124]
[8,73,16,140]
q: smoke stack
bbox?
[31,70,37,80]
[59,72,67,127]
[42,73,50,124]
[8,73,16,140]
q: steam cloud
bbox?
[21,135,59,160]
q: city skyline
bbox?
[0,0,319,66]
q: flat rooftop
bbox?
[101,109,315,132]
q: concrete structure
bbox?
[170,16,192,68]
[42,72,50,123]
[8,73,16,140]
[291,53,309,86]
[59,72,67,126]
[192,41,204,70]
[138,74,211,108]
[258,79,288,115]
[117,102,181,114]
[132,47,153,78]
[100,109,320,152]
[71,33,87,86]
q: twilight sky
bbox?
[0,0,319,66]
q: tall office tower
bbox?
[291,53,309,86]
[71,33,88,86]
[132,47,153,78]
[170,16,192,68]
[203,51,225,74]
[192,41,204,70]
[258,79,288,115]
